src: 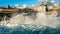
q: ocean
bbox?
[0,25,60,34]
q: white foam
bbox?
[0,11,60,28]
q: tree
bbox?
[8,5,11,9]
[38,0,48,12]
[23,8,33,13]
[45,4,48,12]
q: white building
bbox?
[31,5,46,13]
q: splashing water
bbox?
[0,11,60,29]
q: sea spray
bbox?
[0,11,60,29]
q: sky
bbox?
[0,0,59,7]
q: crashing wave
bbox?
[0,11,60,29]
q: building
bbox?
[0,6,20,21]
[31,4,60,14]
[31,5,47,13]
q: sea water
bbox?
[0,11,60,34]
